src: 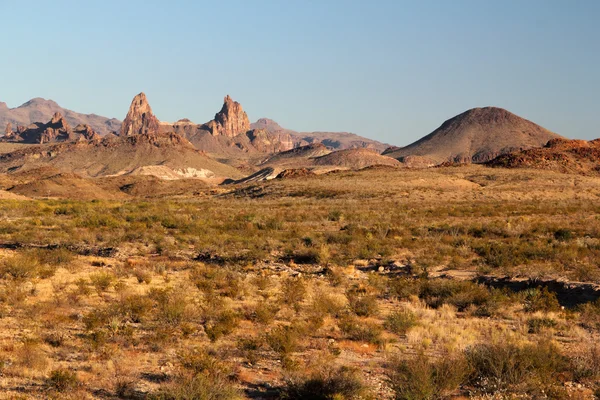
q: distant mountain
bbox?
[383,107,562,165]
[487,138,600,175]
[250,118,391,152]
[0,98,121,136]
[157,96,295,157]
[259,143,400,171]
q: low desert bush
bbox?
[266,325,300,357]
[522,287,561,313]
[347,291,379,317]
[385,309,418,335]
[338,315,382,344]
[47,368,79,392]
[281,366,367,400]
[387,352,468,400]
[465,338,567,391]
[150,373,242,400]
[89,271,114,293]
[204,309,239,342]
[527,317,557,334]
[281,277,306,312]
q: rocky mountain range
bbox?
[250,118,391,152]
[0,96,389,153]
[383,107,562,165]
[0,98,120,136]
[0,91,592,190]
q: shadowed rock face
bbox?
[120,93,160,136]
[204,95,250,138]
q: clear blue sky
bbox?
[0,0,598,145]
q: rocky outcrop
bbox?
[245,129,294,153]
[0,112,74,144]
[204,95,250,138]
[487,138,600,175]
[73,124,101,141]
[120,93,160,136]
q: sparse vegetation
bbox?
[1,166,600,398]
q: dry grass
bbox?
[0,166,599,398]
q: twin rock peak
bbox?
[120,92,250,138]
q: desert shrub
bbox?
[252,274,271,292]
[327,210,344,222]
[385,309,418,335]
[571,345,600,382]
[312,289,345,317]
[179,348,229,376]
[204,309,239,342]
[323,266,346,287]
[31,247,74,266]
[0,280,29,305]
[387,352,468,400]
[579,299,600,329]
[17,339,48,371]
[554,229,573,242]
[347,291,379,317]
[237,337,262,365]
[281,366,366,400]
[465,338,567,391]
[522,287,561,313]
[117,294,154,323]
[150,288,189,326]
[47,368,79,392]
[249,302,279,325]
[89,271,114,293]
[281,277,306,312]
[419,280,490,311]
[0,253,40,279]
[388,277,421,300]
[266,325,300,357]
[338,315,382,344]
[134,268,153,284]
[527,317,557,334]
[44,332,65,348]
[150,374,241,400]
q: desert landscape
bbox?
[1,1,599,399]
[0,88,598,400]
